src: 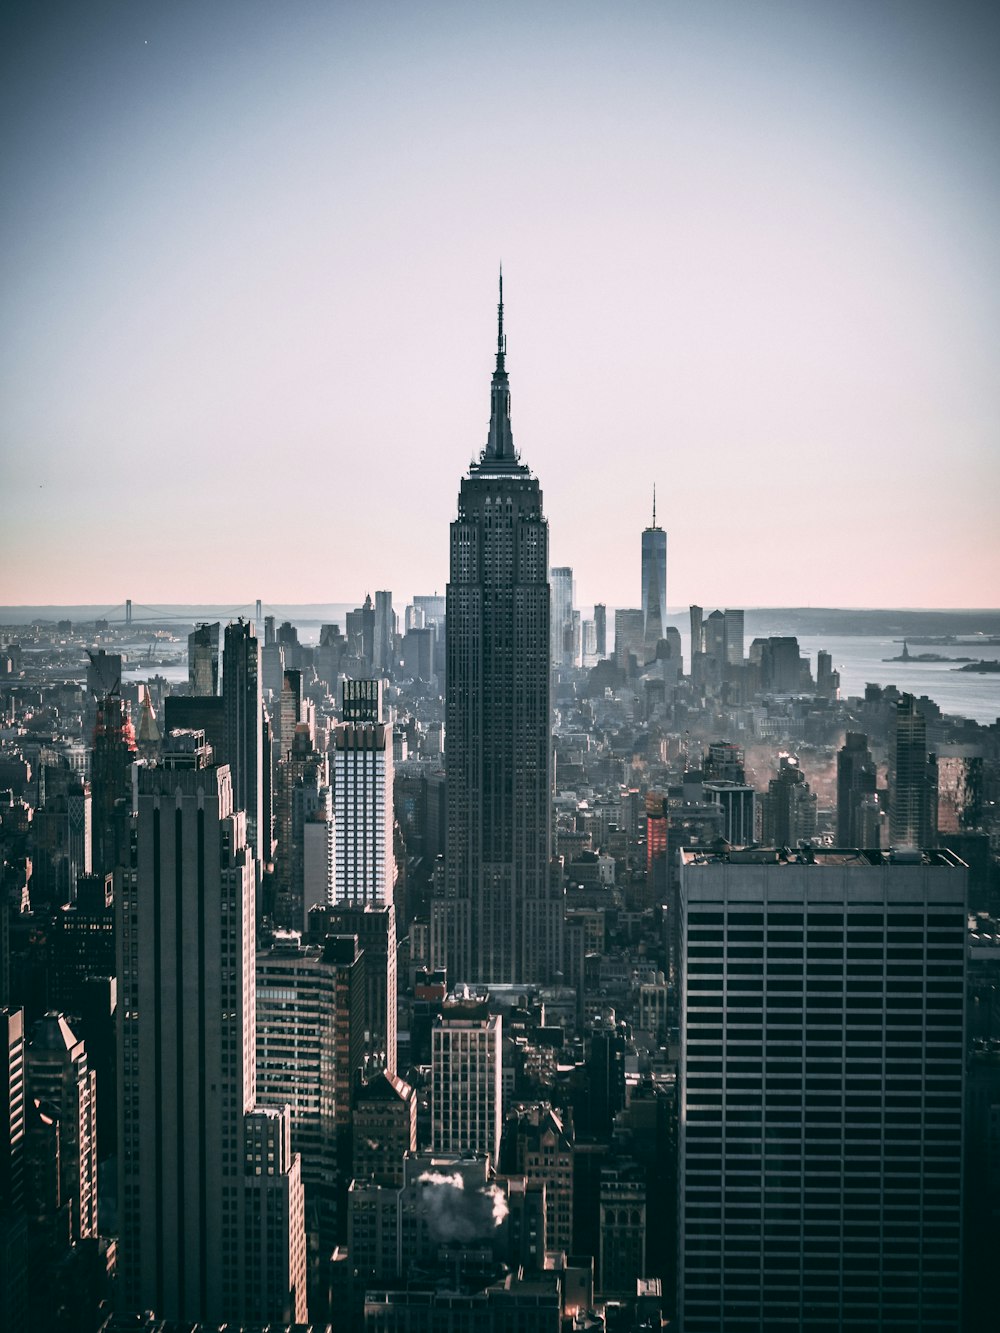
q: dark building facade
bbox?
[435,278,563,985]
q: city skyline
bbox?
[3,1,999,609]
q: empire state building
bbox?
[433,277,564,984]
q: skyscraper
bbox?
[722,607,744,667]
[90,692,136,878]
[373,591,395,676]
[437,275,562,984]
[223,619,264,870]
[762,755,817,846]
[550,566,575,667]
[187,622,220,696]
[837,732,879,846]
[256,930,363,1261]
[118,729,306,1322]
[594,603,607,659]
[641,488,667,656]
[891,693,939,848]
[678,845,966,1332]
[334,679,394,907]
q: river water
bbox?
[792,635,1000,725]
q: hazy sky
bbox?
[2,0,998,610]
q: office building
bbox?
[278,668,302,753]
[163,695,224,766]
[373,591,395,676]
[723,608,744,667]
[437,277,563,984]
[641,489,667,656]
[817,648,841,699]
[763,755,817,846]
[85,650,122,742]
[614,607,645,669]
[757,635,809,693]
[334,679,394,907]
[241,1108,307,1325]
[837,732,879,846]
[704,741,746,784]
[550,566,576,667]
[47,872,115,1021]
[689,604,704,658]
[1,1006,28,1333]
[599,1166,646,1298]
[25,1012,97,1242]
[187,623,220,696]
[273,726,331,933]
[256,931,363,1260]
[118,729,306,1322]
[315,901,397,1076]
[90,694,136,878]
[432,998,502,1166]
[504,1102,574,1254]
[345,595,376,670]
[594,603,607,659]
[891,694,938,848]
[678,845,966,1333]
[352,1070,417,1189]
[222,619,264,868]
[704,782,757,845]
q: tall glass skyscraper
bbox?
[641,489,667,656]
[434,276,563,984]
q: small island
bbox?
[884,641,971,664]
[954,660,1000,673]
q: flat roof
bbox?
[680,846,967,870]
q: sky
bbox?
[1,0,998,611]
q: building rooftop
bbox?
[680,846,967,869]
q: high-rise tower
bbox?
[641,487,667,659]
[891,694,938,848]
[436,275,563,984]
[118,730,306,1322]
[223,619,264,870]
[678,846,966,1332]
[333,680,394,908]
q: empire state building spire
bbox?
[484,267,516,462]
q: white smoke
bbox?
[416,1170,509,1242]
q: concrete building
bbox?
[678,845,967,1332]
[503,1102,574,1254]
[352,1069,417,1189]
[432,999,502,1166]
[241,1107,307,1326]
